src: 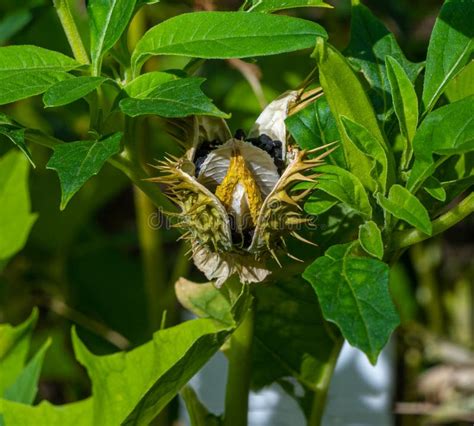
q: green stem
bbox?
[223,298,255,426]
[53,0,89,64]
[391,192,474,249]
[308,337,343,426]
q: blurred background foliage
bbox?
[0,0,472,424]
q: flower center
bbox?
[214,151,263,228]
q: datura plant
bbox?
[153,91,333,287]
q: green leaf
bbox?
[247,0,332,13]
[180,386,220,426]
[72,317,233,425]
[123,71,178,99]
[315,164,373,219]
[286,96,345,167]
[303,243,400,364]
[46,133,123,210]
[0,127,34,167]
[0,309,38,395]
[43,76,107,108]
[252,276,337,396]
[304,191,338,216]
[88,0,137,73]
[423,176,447,201]
[445,60,474,102]
[341,116,389,193]
[358,221,384,260]
[312,39,390,192]
[345,1,422,118]
[422,0,474,112]
[0,399,93,426]
[377,184,432,235]
[132,12,327,71]
[3,339,51,405]
[0,151,37,262]
[0,9,32,44]
[407,96,474,192]
[386,56,419,168]
[120,78,228,118]
[0,45,79,105]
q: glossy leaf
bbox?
[0,151,37,262]
[386,56,419,168]
[72,317,233,425]
[0,45,79,105]
[358,221,384,260]
[377,184,432,235]
[47,133,123,210]
[341,116,389,193]
[315,164,373,219]
[422,0,474,112]
[423,176,447,202]
[286,96,345,167]
[88,0,137,73]
[132,12,327,70]
[247,0,332,12]
[123,72,178,99]
[303,243,399,364]
[304,191,338,216]
[3,340,51,405]
[0,310,38,395]
[43,76,107,108]
[346,1,422,117]
[445,60,474,102]
[312,39,387,192]
[407,96,474,192]
[120,78,228,118]
[0,127,34,167]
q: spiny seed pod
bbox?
[151,91,334,287]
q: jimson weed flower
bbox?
[152,91,334,287]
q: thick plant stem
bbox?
[391,192,474,249]
[308,337,344,426]
[53,0,89,64]
[223,300,255,426]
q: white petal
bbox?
[197,139,280,198]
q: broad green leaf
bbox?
[315,164,373,219]
[0,45,79,105]
[377,184,432,235]
[0,399,93,426]
[247,0,332,13]
[0,310,38,395]
[346,1,422,118]
[0,127,34,167]
[180,386,220,426]
[0,9,32,44]
[312,39,389,192]
[423,176,447,202]
[358,221,384,260]
[120,78,228,118]
[304,191,338,216]
[43,76,107,108]
[341,116,389,193]
[88,0,137,74]
[252,276,337,397]
[132,12,327,71]
[123,71,178,99]
[0,151,37,262]
[386,56,419,168]
[422,0,474,112]
[47,133,123,210]
[72,317,233,425]
[303,243,400,364]
[3,339,51,405]
[445,61,474,102]
[286,96,345,167]
[407,96,474,192]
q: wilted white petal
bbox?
[249,90,299,158]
